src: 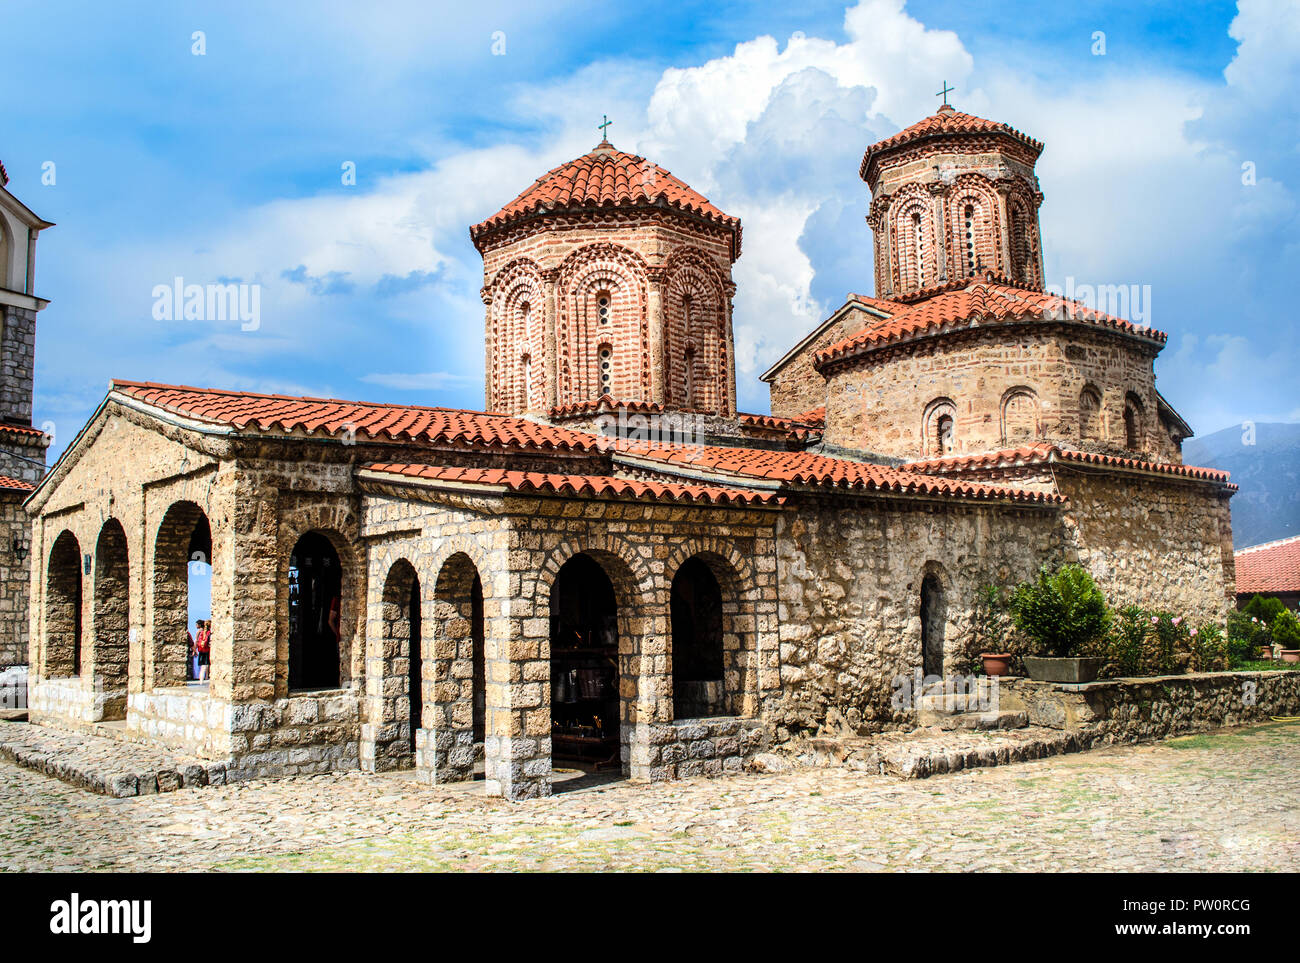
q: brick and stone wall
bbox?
[820,324,1177,462]
[0,491,31,667]
[0,305,37,425]
[766,304,876,420]
[478,211,738,416]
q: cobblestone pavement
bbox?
[2,722,1297,872]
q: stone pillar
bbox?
[627,583,671,782]
[929,183,949,283]
[223,470,277,705]
[483,563,551,800]
[994,183,1013,279]
[480,286,494,412]
[723,280,738,417]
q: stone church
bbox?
[23,104,1236,799]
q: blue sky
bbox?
[4,0,1297,461]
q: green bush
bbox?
[1273,610,1300,650]
[1149,612,1188,675]
[1189,622,1228,672]
[1242,594,1287,625]
[1107,605,1149,677]
[1227,610,1272,664]
[1009,564,1111,658]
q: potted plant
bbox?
[1273,610,1300,664]
[971,585,1013,676]
[1010,564,1111,684]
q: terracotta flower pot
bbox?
[1260,646,1276,661]
[1281,650,1300,665]
[980,652,1012,677]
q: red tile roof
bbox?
[112,380,601,452]
[846,293,902,315]
[860,104,1044,182]
[903,443,1234,486]
[790,405,826,429]
[737,411,823,441]
[815,280,1166,368]
[359,463,783,506]
[549,395,663,419]
[0,474,34,492]
[0,423,47,439]
[470,142,740,250]
[1235,535,1300,595]
[617,443,1061,504]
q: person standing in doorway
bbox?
[196,620,211,682]
[190,620,202,681]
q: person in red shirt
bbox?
[195,620,211,682]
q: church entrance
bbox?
[287,532,342,691]
[920,573,946,678]
[549,553,620,770]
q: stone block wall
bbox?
[633,716,767,780]
[225,691,360,781]
[1000,671,1300,742]
[0,305,37,425]
[127,688,228,760]
[772,494,1063,739]
[0,492,31,667]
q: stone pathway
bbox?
[1,721,1297,872]
[0,723,227,797]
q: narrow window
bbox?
[598,344,613,396]
[597,291,611,326]
[685,347,696,409]
[522,354,533,410]
[912,211,925,287]
[937,414,954,454]
[964,205,976,275]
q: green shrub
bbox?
[1189,622,1227,672]
[1273,610,1300,650]
[1242,594,1287,625]
[1148,612,1188,674]
[1009,564,1111,658]
[1227,610,1272,665]
[1107,605,1149,677]
[963,583,1015,673]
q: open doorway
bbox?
[288,532,342,691]
[549,553,620,770]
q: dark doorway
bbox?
[288,532,343,691]
[46,531,83,677]
[407,575,422,752]
[550,554,619,767]
[471,573,485,744]
[920,573,946,677]
[671,556,726,718]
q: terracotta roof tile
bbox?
[112,380,600,452]
[0,423,47,438]
[903,443,1234,486]
[359,463,783,506]
[737,411,823,441]
[0,474,34,492]
[617,443,1060,505]
[470,142,740,250]
[860,104,1044,182]
[548,395,663,420]
[1235,535,1300,595]
[815,280,1166,368]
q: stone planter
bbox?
[980,653,1012,677]
[1022,655,1103,684]
[1282,650,1300,665]
[1259,646,1276,661]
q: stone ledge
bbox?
[0,722,227,797]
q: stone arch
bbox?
[556,243,649,404]
[667,547,754,720]
[919,561,949,678]
[949,179,999,278]
[1123,392,1145,450]
[44,530,83,678]
[1079,384,1104,443]
[92,518,130,720]
[893,190,936,291]
[1007,192,1040,288]
[665,249,728,413]
[488,258,545,413]
[418,551,484,783]
[148,500,212,689]
[283,526,357,693]
[1001,386,1040,444]
[923,397,957,456]
[536,534,654,773]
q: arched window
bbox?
[1123,394,1144,450]
[1079,386,1102,442]
[671,557,725,718]
[1002,389,1039,443]
[924,399,957,456]
[45,531,83,678]
[920,571,946,678]
[597,343,613,397]
[963,204,977,275]
[912,211,925,287]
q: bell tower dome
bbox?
[861,104,1046,298]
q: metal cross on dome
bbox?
[936,81,955,106]
[598,115,613,140]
